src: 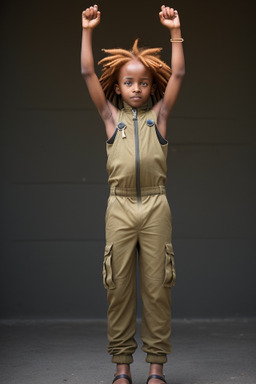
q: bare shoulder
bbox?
[107,101,118,122]
[152,99,163,120]
[104,101,119,139]
[152,99,167,139]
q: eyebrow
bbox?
[123,76,150,80]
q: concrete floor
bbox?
[0,318,255,384]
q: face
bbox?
[115,59,155,108]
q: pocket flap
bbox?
[103,243,115,290]
[163,243,176,288]
[165,243,174,255]
[104,243,113,256]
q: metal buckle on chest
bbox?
[117,122,127,139]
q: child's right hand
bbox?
[82,5,101,29]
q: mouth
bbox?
[131,96,142,100]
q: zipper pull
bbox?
[132,108,137,120]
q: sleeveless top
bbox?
[106,101,168,192]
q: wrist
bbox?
[82,27,94,36]
[169,28,182,38]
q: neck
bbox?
[122,100,150,112]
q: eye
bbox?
[124,81,132,86]
[141,82,149,87]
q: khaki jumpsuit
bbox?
[103,101,176,365]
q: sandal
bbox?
[112,373,132,384]
[146,374,167,384]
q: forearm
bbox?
[169,28,185,76]
[81,28,95,76]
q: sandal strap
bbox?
[146,374,166,384]
[113,374,132,384]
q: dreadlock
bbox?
[98,38,172,107]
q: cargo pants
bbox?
[103,185,176,364]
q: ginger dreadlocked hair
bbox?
[98,38,172,108]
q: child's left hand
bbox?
[159,5,180,29]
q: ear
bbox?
[150,83,157,95]
[114,83,121,95]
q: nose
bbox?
[133,83,141,93]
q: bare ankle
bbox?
[116,363,131,375]
[149,363,163,375]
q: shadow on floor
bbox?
[0,318,256,384]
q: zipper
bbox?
[132,108,141,204]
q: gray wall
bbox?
[1,0,255,319]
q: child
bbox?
[81,5,185,384]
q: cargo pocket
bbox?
[163,243,176,288]
[102,243,115,290]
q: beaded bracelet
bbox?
[170,38,184,43]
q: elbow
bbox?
[81,70,91,79]
[81,65,94,78]
[172,68,185,78]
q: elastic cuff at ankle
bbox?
[112,354,133,364]
[146,353,167,364]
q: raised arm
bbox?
[154,6,185,135]
[81,5,117,135]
